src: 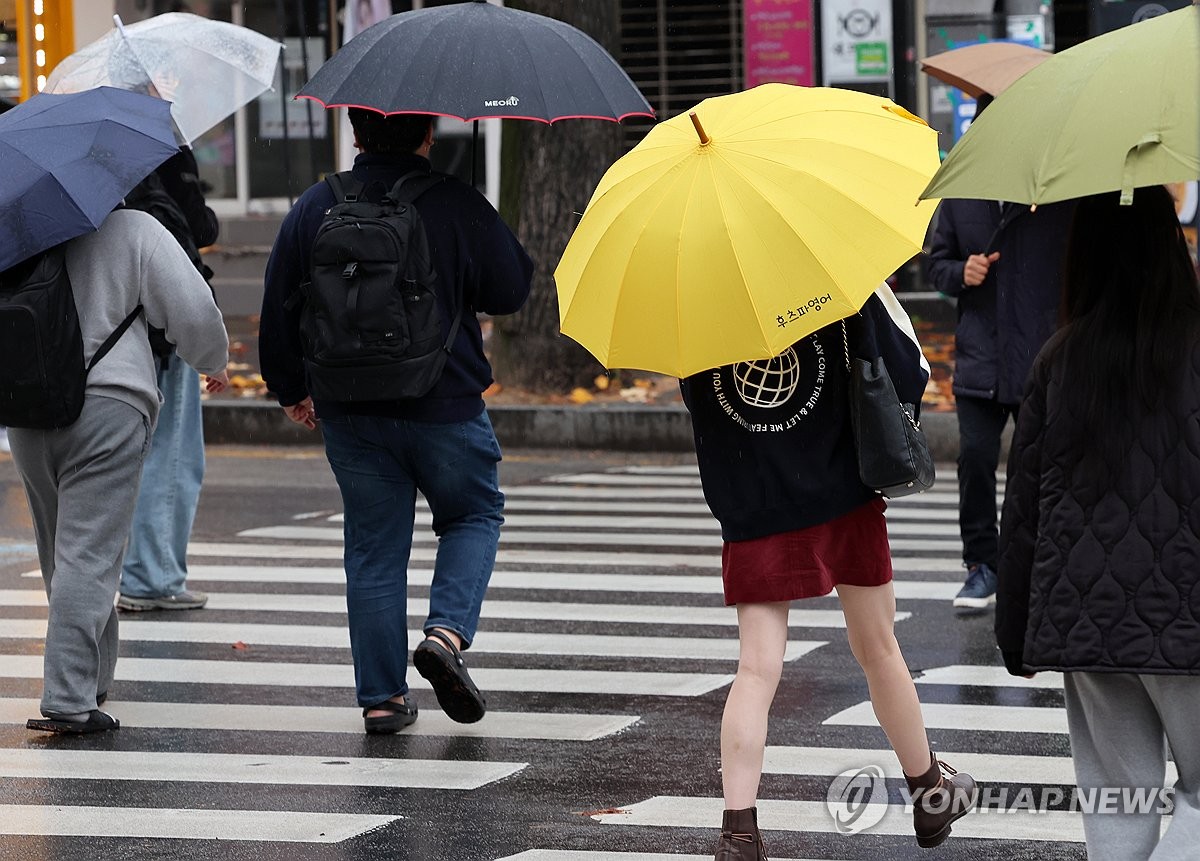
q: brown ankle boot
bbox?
[714,807,768,860]
[905,753,978,848]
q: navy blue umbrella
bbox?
[0,87,178,272]
[297,1,654,123]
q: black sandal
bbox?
[362,697,417,734]
[26,710,119,735]
[413,629,486,724]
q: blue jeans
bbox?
[320,411,504,708]
[120,357,205,599]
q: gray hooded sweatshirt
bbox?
[64,209,228,422]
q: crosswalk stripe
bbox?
[826,701,1068,734]
[591,796,1085,842]
[763,745,1179,785]
[18,568,966,598]
[334,500,963,521]
[242,525,729,546]
[503,486,707,500]
[498,853,818,861]
[0,748,525,789]
[607,466,705,475]
[0,619,826,662]
[29,546,969,572]
[0,655,733,696]
[0,698,636,740]
[339,510,961,536]
[0,804,397,843]
[916,665,1064,690]
[238,525,965,553]
[544,474,703,486]
[420,511,966,537]
[0,590,913,627]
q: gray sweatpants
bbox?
[1064,672,1200,860]
[9,396,151,717]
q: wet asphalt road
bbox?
[0,446,1087,861]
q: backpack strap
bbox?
[384,170,460,354]
[86,305,144,374]
[325,171,365,204]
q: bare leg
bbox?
[722,601,790,809]
[836,582,931,776]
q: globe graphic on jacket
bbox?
[733,347,800,408]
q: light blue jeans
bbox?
[120,356,205,599]
[320,410,504,708]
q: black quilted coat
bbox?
[995,334,1200,676]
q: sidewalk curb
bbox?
[202,400,987,461]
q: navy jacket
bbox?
[681,289,928,542]
[925,199,1074,404]
[260,153,533,423]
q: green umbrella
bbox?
[922,5,1199,206]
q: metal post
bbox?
[294,0,319,181]
[274,0,295,204]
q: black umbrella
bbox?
[297,0,653,125]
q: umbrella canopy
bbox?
[44,13,282,145]
[919,42,1050,99]
[0,87,178,272]
[297,0,653,123]
[554,84,940,378]
[923,5,1200,206]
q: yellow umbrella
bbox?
[554,83,941,378]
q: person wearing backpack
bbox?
[259,109,533,733]
[4,207,229,734]
[116,147,222,613]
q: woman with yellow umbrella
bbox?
[556,83,978,855]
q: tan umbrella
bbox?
[920,42,1050,98]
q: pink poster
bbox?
[744,0,815,88]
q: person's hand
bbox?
[204,371,229,393]
[284,397,317,430]
[963,251,1000,287]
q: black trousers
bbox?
[956,395,1019,570]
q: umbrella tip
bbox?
[689,112,711,146]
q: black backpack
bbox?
[291,169,457,402]
[0,246,142,429]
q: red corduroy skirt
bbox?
[721,498,893,605]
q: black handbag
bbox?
[842,320,935,498]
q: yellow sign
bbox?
[16,0,73,100]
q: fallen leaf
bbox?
[568,387,594,404]
[573,808,629,817]
[232,641,249,651]
[593,374,610,391]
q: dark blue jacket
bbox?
[260,153,533,423]
[925,199,1074,404]
[680,290,928,542]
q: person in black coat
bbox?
[925,97,1075,611]
[996,185,1200,860]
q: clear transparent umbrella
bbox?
[45,12,282,145]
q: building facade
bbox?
[3,0,1194,244]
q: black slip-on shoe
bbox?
[26,710,119,735]
[362,697,418,734]
[412,629,486,724]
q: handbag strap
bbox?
[841,319,850,373]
